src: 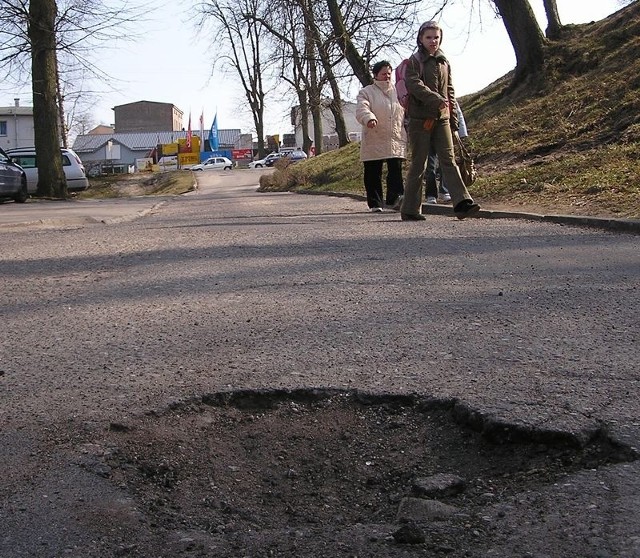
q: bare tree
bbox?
[325,0,370,87]
[249,0,421,151]
[199,0,422,153]
[196,0,272,157]
[245,0,325,154]
[53,0,147,143]
[1,0,145,197]
[57,64,99,143]
[326,0,421,86]
[296,0,351,147]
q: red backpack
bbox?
[396,55,422,112]
[395,58,411,110]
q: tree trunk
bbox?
[325,0,372,87]
[327,98,349,147]
[305,28,324,155]
[55,54,68,148]
[310,102,323,156]
[296,91,313,155]
[255,118,266,158]
[28,0,66,198]
[543,0,562,39]
[493,0,546,86]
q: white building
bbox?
[291,99,361,153]
[0,99,35,150]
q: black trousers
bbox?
[363,158,404,208]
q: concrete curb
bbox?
[421,203,640,234]
[300,190,640,234]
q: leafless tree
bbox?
[326,0,420,87]
[196,0,274,157]
[1,0,145,197]
[255,0,323,154]
[60,66,100,142]
[250,0,421,151]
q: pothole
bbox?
[92,389,636,556]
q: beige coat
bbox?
[355,80,407,162]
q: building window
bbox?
[0,121,7,136]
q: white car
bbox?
[190,157,234,171]
[5,146,90,193]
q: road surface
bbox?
[1,169,639,557]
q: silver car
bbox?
[190,156,234,171]
[0,146,28,203]
[5,146,90,193]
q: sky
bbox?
[2,0,626,140]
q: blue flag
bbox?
[208,113,219,151]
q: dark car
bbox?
[249,152,282,169]
[264,152,286,167]
[0,147,28,203]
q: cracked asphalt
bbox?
[1,170,639,557]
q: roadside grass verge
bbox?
[77,171,195,199]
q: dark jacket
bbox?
[405,49,459,131]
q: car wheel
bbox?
[255,164,263,168]
[224,166,231,170]
[14,177,28,203]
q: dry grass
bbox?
[78,171,195,199]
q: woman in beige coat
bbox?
[356,60,407,212]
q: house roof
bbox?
[0,106,34,116]
[112,100,182,113]
[72,130,242,153]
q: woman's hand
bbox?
[367,119,378,128]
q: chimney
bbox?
[14,98,20,107]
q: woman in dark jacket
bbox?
[399,21,480,221]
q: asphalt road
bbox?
[1,170,639,556]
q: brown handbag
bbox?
[454,134,477,188]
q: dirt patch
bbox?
[81,172,195,199]
[83,389,636,557]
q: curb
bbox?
[421,203,640,234]
[300,191,640,234]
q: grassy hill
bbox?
[262,2,640,220]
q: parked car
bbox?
[0,146,28,203]
[248,152,283,169]
[5,146,89,193]
[190,157,234,171]
[265,153,290,167]
[284,150,308,164]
